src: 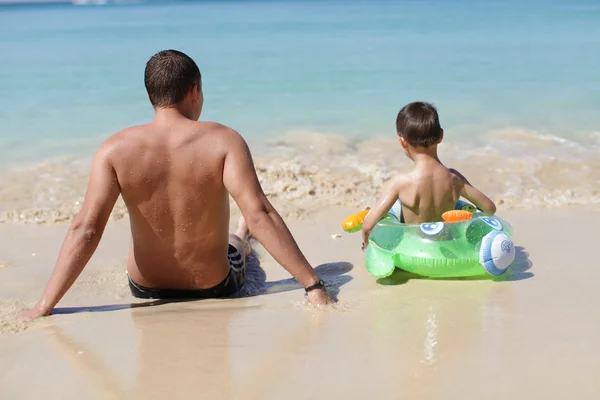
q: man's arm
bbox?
[450,169,496,214]
[222,130,330,306]
[20,144,120,318]
[361,177,402,247]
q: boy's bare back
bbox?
[391,161,463,224]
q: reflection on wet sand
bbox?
[29,258,354,398]
[367,248,531,397]
[45,324,127,399]
[23,250,531,398]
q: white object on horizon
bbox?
[72,0,109,5]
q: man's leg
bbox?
[229,216,251,261]
[224,216,251,295]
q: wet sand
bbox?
[1,206,599,399]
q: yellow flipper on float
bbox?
[341,209,370,233]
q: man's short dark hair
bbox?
[144,50,201,108]
[395,102,442,147]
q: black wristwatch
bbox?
[305,279,325,293]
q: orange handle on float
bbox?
[441,210,473,223]
[342,209,370,233]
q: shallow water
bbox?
[1,0,600,158]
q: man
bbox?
[20,50,330,318]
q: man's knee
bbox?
[229,234,250,257]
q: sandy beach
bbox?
[1,205,599,399]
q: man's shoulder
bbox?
[197,121,242,140]
[105,124,148,144]
[196,122,250,154]
[95,125,149,163]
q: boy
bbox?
[20,50,330,319]
[361,102,496,248]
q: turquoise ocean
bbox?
[0,0,599,220]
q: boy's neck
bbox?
[409,145,441,166]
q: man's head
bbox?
[144,50,203,120]
[396,102,443,152]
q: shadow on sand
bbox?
[376,246,533,286]
[52,250,353,316]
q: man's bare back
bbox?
[109,118,242,290]
[20,50,330,318]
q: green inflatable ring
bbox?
[365,201,516,278]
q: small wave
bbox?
[0,129,598,224]
[488,128,571,144]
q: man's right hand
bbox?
[307,287,332,307]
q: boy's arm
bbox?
[20,144,120,319]
[222,130,330,307]
[450,169,496,214]
[361,176,404,247]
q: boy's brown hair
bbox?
[396,102,442,147]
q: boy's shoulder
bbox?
[447,167,468,185]
[386,165,466,193]
[386,171,414,192]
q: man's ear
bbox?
[438,129,444,144]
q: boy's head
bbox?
[144,50,203,120]
[396,102,443,149]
